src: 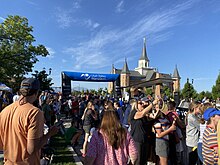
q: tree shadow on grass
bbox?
[50,133,75,164]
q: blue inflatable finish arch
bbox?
[61,71,120,97]
[63,71,119,82]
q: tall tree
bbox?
[162,86,173,99]
[103,87,108,96]
[212,73,220,99]
[144,87,153,96]
[31,69,53,91]
[90,89,97,95]
[197,91,205,101]
[97,88,103,95]
[205,91,213,100]
[0,15,49,91]
[181,78,197,100]
[196,91,213,101]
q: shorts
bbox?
[83,125,91,134]
[155,139,169,158]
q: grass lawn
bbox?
[0,134,76,165]
[50,132,76,165]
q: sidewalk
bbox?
[52,117,84,165]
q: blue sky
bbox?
[1,0,220,92]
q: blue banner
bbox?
[63,71,120,82]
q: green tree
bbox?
[85,89,89,94]
[181,79,197,100]
[144,87,153,96]
[103,87,108,96]
[205,91,213,100]
[97,88,103,95]
[196,91,212,101]
[90,89,97,95]
[0,15,49,91]
[162,86,173,99]
[212,74,220,99]
[197,91,205,101]
[32,69,53,91]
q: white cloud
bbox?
[26,1,38,6]
[54,0,83,28]
[83,19,100,30]
[0,16,5,21]
[46,47,55,59]
[118,0,197,47]
[54,5,100,30]
[63,0,198,70]
[55,7,74,28]
[62,59,67,63]
[72,0,81,9]
[93,23,100,29]
[115,1,125,13]
[194,77,215,81]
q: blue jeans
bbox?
[197,142,203,163]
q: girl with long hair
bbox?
[185,101,202,165]
[153,106,176,165]
[85,110,137,165]
[82,101,97,156]
[129,98,158,165]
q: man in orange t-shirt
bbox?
[0,78,58,164]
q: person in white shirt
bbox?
[13,91,20,102]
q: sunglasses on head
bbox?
[138,102,143,105]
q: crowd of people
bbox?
[1,79,220,165]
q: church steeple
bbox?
[173,65,181,79]
[111,64,115,74]
[138,37,149,68]
[139,37,149,61]
[121,58,130,74]
[172,65,181,93]
[121,58,130,88]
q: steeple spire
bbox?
[139,37,149,61]
[111,64,114,74]
[121,58,130,74]
[173,65,181,79]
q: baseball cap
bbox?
[203,108,220,121]
[20,78,40,90]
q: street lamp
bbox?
[49,68,52,75]
[42,67,52,75]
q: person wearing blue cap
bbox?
[202,107,220,165]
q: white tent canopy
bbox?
[0,83,12,92]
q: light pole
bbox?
[49,68,52,75]
[42,67,52,75]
